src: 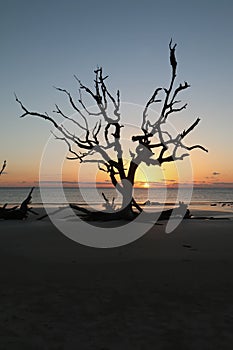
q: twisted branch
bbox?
[130,40,207,174]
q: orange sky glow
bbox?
[1,155,233,188]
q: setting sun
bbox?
[143,182,150,188]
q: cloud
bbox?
[160,179,176,182]
[206,172,220,179]
[36,180,78,185]
[37,181,116,187]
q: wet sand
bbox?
[0,208,233,349]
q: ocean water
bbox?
[0,187,233,210]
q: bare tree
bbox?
[16,41,207,220]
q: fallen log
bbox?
[69,201,191,222]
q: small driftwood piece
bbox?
[102,192,116,212]
[158,202,191,220]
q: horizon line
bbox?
[1,184,233,189]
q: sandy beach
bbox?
[1,208,233,349]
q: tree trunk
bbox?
[119,180,136,219]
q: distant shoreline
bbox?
[1,187,233,212]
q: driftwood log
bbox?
[0,187,37,220]
[69,201,191,222]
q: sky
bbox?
[0,0,233,188]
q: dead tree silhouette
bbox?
[16,41,207,220]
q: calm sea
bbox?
[0,187,233,209]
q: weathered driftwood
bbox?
[69,201,191,222]
[0,187,37,220]
[69,203,137,221]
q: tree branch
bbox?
[15,95,93,150]
[131,41,207,169]
[0,160,6,176]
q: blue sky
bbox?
[0,0,233,186]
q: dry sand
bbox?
[0,207,233,349]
